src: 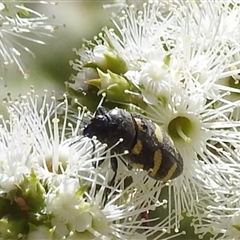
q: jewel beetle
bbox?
[83,106,183,181]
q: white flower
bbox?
[69,1,240,237]
[0,89,188,239]
[46,178,95,236]
[0,109,37,192]
[106,3,175,69]
[0,2,56,78]
[144,81,240,230]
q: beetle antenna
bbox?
[68,115,88,125]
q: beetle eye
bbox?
[98,112,111,122]
[95,115,104,120]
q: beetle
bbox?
[83,106,183,181]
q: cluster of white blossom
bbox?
[0,89,185,239]
[0,1,56,78]
[69,1,240,238]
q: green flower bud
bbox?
[25,173,45,212]
[84,45,128,74]
[21,172,46,213]
[0,216,28,239]
[87,69,146,108]
[8,172,46,213]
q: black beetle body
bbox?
[83,107,183,181]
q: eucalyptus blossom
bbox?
[0,89,185,239]
[69,1,240,238]
[0,1,56,78]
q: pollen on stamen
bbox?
[102,143,108,148]
[96,92,106,110]
[39,108,44,115]
[105,138,123,152]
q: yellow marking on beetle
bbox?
[161,162,178,182]
[134,118,144,131]
[132,163,144,169]
[131,140,142,155]
[149,149,162,178]
[154,124,163,142]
